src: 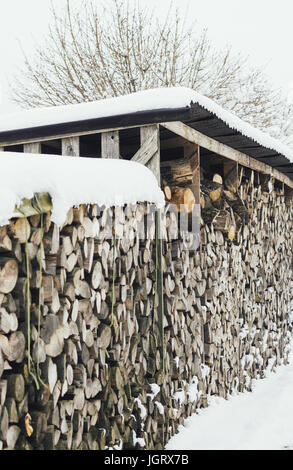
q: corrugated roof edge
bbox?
[0,86,292,165]
[187,95,293,164]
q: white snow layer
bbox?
[166,351,293,450]
[0,87,292,163]
[134,398,147,420]
[155,401,165,415]
[0,152,165,227]
[147,383,161,401]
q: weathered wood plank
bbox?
[140,125,160,184]
[101,131,120,159]
[160,121,293,189]
[131,132,158,166]
[62,137,80,157]
[24,142,41,154]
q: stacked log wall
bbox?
[0,182,292,450]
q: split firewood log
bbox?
[0,259,18,294]
[167,186,195,213]
[0,227,12,252]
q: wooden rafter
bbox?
[160,121,293,189]
[131,131,158,166]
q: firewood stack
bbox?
[162,160,248,240]
[0,166,292,450]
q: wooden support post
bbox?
[0,147,4,152]
[24,142,41,154]
[184,143,200,249]
[285,186,293,205]
[184,143,200,212]
[140,125,164,381]
[155,207,165,447]
[140,125,160,184]
[101,131,120,158]
[62,137,80,157]
[155,210,164,370]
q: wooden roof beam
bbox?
[160,121,293,189]
[0,123,155,148]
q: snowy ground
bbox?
[166,350,293,450]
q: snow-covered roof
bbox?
[0,88,193,133]
[0,153,165,226]
[0,87,292,163]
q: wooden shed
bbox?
[0,87,292,450]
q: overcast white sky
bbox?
[0,0,293,114]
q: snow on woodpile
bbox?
[0,87,292,162]
[0,152,165,227]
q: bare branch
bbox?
[9,0,293,145]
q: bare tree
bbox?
[11,0,293,143]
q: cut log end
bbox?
[0,260,18,294]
